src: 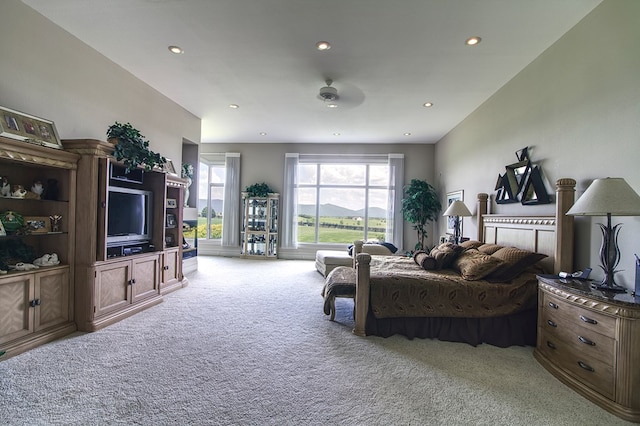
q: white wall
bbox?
[0,0,200,165]
[199,142,436,256]
[435,0,640,290]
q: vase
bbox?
[184,177,192,207]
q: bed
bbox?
[351,178,576,347]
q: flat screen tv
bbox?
[106,186,153,246]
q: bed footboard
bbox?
[353,252,371,336]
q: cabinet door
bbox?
[0,274,34,345]
[162,248,180,287]
[35,267,70,332]
[94,261,131,317]
[131,255,160,303]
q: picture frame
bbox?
[445,190,463,235]
[166,213,177,228]
[163,159,178,176]
[0,106,62,149]
[166,198,177,208]
[0,220,5,237]
[24,216,52,234]
[165,234,175,247]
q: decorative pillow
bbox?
[486,247,548,283]
[413,250,437,270]
[348,242,398,256]
[478,243,504,255]
[459,240,483,250]
[429,242,463,270]
[452,249,504,281]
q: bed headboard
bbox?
[476,178,576,274]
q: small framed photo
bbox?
[445,190,463,235]
[165,234,175,247]
[163,159,178,176]
[166,198,177,208]
[24,216,52,234]
[166,213,177,228]
[0,106,62,149]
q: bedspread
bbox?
[368,256,538,319]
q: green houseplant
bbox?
[402,178,442,252]
[245,182,273,197]
[106,122,166,173]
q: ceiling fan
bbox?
[316,78,366,109]
[318,79,339,107]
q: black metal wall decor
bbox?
[495,147,550,205]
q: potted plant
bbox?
[402,178,442,252]
[106,122,166,173]
[245,182,273,197]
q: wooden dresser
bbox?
[535,275,640,422]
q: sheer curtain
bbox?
[280,153,298,248]
[222,153,240,247]
[387,154,404,250]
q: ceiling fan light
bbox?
[319,85,339,102]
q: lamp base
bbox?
[591,283,627,293]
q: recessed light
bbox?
[465,36,481,46]
[326,103,338,108]
[316,41,331,51]
[423,102,433,108]
[333,133,341,136]
[229,104,239,109]
[404,132,412,136]
[168,45,183,54]
[259,132,267,136]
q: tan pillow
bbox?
[413,251,437,270]
[486,247,548,282]
[478,244,503,255]
[459,240,483,250]
[452,249,503,280]
[362,244,393,255]
[429,242,463,270]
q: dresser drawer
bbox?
[541,306,615,366]
[542,292,616,337]
[538,328,615,399]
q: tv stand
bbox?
[63,139,189,332]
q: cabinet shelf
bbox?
[241,192,279,258]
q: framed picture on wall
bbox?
[0,106,62,149]
[445,190,463,235]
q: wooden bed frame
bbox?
[352,178,576,339]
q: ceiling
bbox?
[22,0,602,144]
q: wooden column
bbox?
[555,178,576,274]
[476,193,489,242]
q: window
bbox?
[198,154,225,240]
[282,154,403,248]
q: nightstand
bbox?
[535,275,640,422]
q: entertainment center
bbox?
[63,139,189,332]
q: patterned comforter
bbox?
[368,256,538,319]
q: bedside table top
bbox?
[538,274,640,309]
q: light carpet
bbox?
[0,256,628,425]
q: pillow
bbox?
[348,242,398,256]
[429,242,463,270]
[413,250,437,270]
[486,247,548,283]
[459,240,483,250]
[478,244,503,255]
[452,249,503,281]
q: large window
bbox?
[294,155,400,245]
[198,154,226,240]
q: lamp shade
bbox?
[443,200,472,217]
[566,178,640,216]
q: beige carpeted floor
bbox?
[0,256,629,425]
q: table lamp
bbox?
[566,177,640,292]
[443,200,472,244]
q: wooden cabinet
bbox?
[160,247,181,294]
[63,139,187,332]
[535,276,640,422]
[241,192,279,258]
[0,136,78,358]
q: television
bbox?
[106,186,153,246]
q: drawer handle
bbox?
[578,361,595,372]
[547,319,557,328]
[580,315,597,325]
[546,341,557,350]
[548,302,558,309]
[578,336,595,346]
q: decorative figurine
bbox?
[31,180,44,198]
[33,253,60,267]
[49,215,62,232]
[0,177,10,197]
[11,185,27,198]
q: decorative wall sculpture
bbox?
[495,147,550,205]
